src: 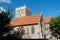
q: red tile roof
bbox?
[43,16,52,24]
[10,14,41,26]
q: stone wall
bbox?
[12,24,42,39]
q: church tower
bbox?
[15,5,31,18]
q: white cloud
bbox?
[0,0,11,3]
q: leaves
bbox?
[49,15,60,39]
[0,8,12,36]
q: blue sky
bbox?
[0,0,60,18]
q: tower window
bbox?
[21,9,23,13]
[31,26,35,34]
[20,14,21,16]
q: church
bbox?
[10,5,52,39]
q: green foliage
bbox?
[49,15,60,39]
[0,8,12,36]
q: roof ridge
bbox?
[15,14,40,19]
[10,14,41,26]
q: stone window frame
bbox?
[17,10,20,12]
[26,27,29,34]
[31,26,35,34]
[21,9,23,13]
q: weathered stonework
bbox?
[10,5,52,39]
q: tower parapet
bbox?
[15,5,31,18]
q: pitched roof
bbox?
[10,14,41,26]
[43,16,52,24]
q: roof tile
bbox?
[43,16,52,24]
[10,14,41,26]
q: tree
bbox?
[0,7,25,40]
[49,16,60,39]
[13,27,25,39]
[0,8,12,37]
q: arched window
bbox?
[26,27,29,34]
[31,26,35,34]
